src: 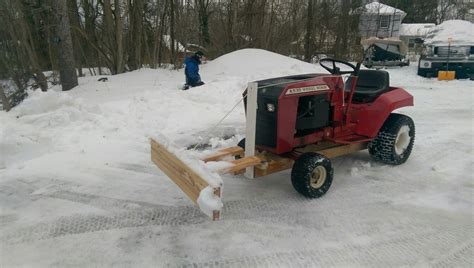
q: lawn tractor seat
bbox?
[349,70,390,102]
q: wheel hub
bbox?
[395,125,411,155]
[310,166,327,189]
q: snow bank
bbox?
[424,20,474,46]
[203,48,322,79]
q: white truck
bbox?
[418,20,474,80]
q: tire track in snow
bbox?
[1,206,207,244]
[110,163,159,175]
[179,231,470,267]
[431,239,474,267]
[2,190,469,245]
[42,190,168,212]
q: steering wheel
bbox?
[320,58,360,75]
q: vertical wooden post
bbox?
[212,187,221,221]
[245,82,258,179]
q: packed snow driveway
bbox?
[0,49,472,267]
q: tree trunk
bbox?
[169,0,177,66]
[69,0,83,77]
[0,85,12,112]
[304,0,314,62]
[103,0,116,74]
[52,0,78,91]
[128,0,144,70]
[157,0,168,67]
[115,0,124,73]
[196,0,211,46]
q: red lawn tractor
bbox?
[150,58,415,219]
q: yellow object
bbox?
[438,71,455,80]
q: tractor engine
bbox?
[244,74,339,154]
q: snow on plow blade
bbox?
[150,138,261,220]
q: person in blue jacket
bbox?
[183,51,205,90]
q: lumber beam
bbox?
[312,142,368,159]
[219,156,261,174]
[150,138,221,220]
[201,146,244,162]
[254,152,294,178]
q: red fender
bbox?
[350,88,414,138]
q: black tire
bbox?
[235,138,246,160]
[368,113,415,165]
[291,153,333,198]
[237,138,246,149]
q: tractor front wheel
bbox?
[291,153,333,198]
[368,113,415,165]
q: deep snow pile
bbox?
[0,49,473,267]
[424,20,474,45]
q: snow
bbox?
[399,23,436,37]
[424,20,474,46]
[363,2,406,16]
[196,186,223,218]
[1,49,473,266]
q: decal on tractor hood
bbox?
[285,84,330,95]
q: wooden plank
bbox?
[293,141,340,154]
[212,187,221,221]
[245,82,258,178]
[150,138,209,203]
[151,144,209,192]
[254,152,294,178]
[201,146,244,162]
[254,142,368,177]
[316,142,368,159]
[150,139,222,220]
[151,149,201,202]
[293,142,368,159]
[219,156,261,174]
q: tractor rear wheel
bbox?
[291,153,333,198]
[368,113,415,165]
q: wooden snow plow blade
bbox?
[150,139,262,220]
[151,137,368,221]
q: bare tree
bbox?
[52,0,78,90]
[195,0,212,46]
[115,0,124,73]
[304,0,314,62]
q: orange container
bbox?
[438,71,455,80]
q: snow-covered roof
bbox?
[424,20,474,46]
[399,23,436,37]
[363,2,406,16]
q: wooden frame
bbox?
[151,138,367,221]
[202,141,368,178]
[244,82,258,179]
[150,138,222,220]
